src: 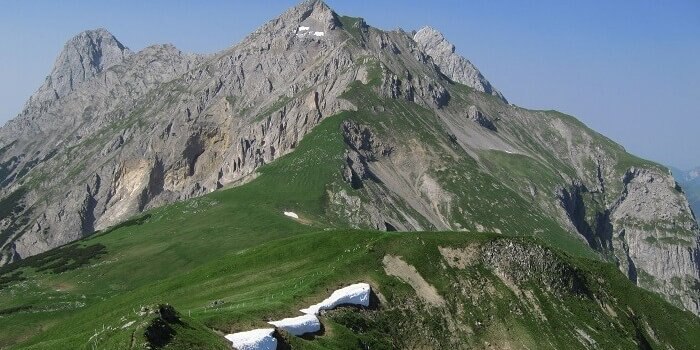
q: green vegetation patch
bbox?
[0,243,107,289]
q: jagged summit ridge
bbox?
[414,26,506,102]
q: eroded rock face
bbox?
[379,67,449,108]
[335,121,405,231]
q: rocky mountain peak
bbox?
[262,0,340,35]
[31,28,132,104]
[299,0,339,29]
[415,26,455,53]
[414,26,506,102]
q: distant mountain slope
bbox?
[671,166,700,216]
[0,0,697,318]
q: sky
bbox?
[0,0,698,169]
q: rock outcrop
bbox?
[467,105,496,131]
[481,239,590,296]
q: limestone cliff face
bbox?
[610,168,699,313]
[0,0,697,316]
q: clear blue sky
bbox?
[1,0,698,169]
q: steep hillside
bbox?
[0,0,697,320]
[0,114,698,349]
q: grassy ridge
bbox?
[3,229,699,349]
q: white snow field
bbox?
[283,211,299,219]
[268,314,321,336]
[224,328,277,350]
[300,283,371,315]
[223,283,371,346]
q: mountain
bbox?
[0,1,698,347]
[671,166,700,216]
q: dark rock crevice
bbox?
[138,158,165,212]
[557,181,613,252]
[618,229,638,284]
[183,133,205,176]
[80,174,101,234]
[384,221,397,231]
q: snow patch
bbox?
[300,283,371,315]
[223,283,372,345]
[283,211,299,219]
[313,31,325,37]
[121,321,135,329]
[225,328,277,350]
[298,26,310,31]
[268,314,321,336]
